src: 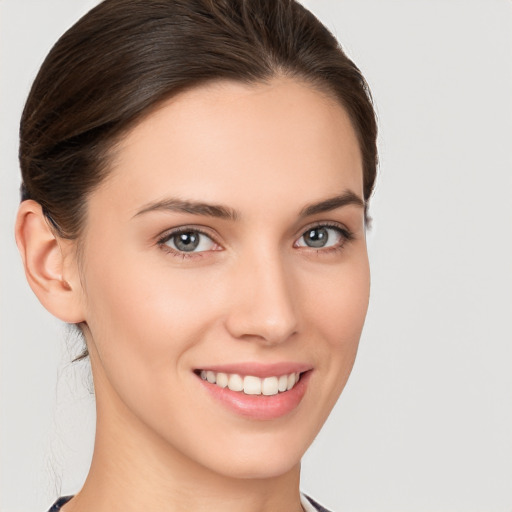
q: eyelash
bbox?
[157,227,216,259]
[156,223,354,260]
[297,222,354,254]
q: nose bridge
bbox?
[225,243,298,345]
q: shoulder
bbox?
[301,493,334,512]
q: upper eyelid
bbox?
[157,225,219,243]
[293,220,351,239]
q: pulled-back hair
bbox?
[20,0,377,240]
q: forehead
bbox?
[96,78,363,218]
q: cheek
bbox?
[301,252,370,404]
[80,252,225,436]
[81,249,221,373]
[307,256,370,345]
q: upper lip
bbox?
[194,362,313,378]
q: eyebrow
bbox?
[134,198,238,220]
[299,190,365,217]
[133,190,364,221]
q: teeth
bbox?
[200,370,301,395]
[278,375,288,392]
[243,376,261,395]
[228,373,243,392]
[216,372,228,388]
[262,376,279,396]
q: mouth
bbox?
[194,369,302,396]
[193,365,312,420]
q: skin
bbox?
[16,78,370,512]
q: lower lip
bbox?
[197,371,312,420]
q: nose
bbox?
[224,251,299,346]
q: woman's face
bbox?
[76,78,370,479]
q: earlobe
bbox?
[15,200,85,323]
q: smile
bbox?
[198,370,301,396]
[194,363,312,420]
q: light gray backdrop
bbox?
[1,1,511,511]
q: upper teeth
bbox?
[199,370,301,396]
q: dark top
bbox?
[304,494,332,512]
[47,494,332,511]
[47,496,73,512]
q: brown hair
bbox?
[20,0,377,240]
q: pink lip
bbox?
[195,365,313,421]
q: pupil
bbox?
[305,228,328,248]
[174,232,199,252]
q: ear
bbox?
[15,200,85,323]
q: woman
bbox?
[15,0,377,511]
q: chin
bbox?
[186,429,310,481]
[211,454,301,481]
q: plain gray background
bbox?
[1,1,511,511]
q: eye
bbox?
[295,225,351,249]
[159,229,218,253]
